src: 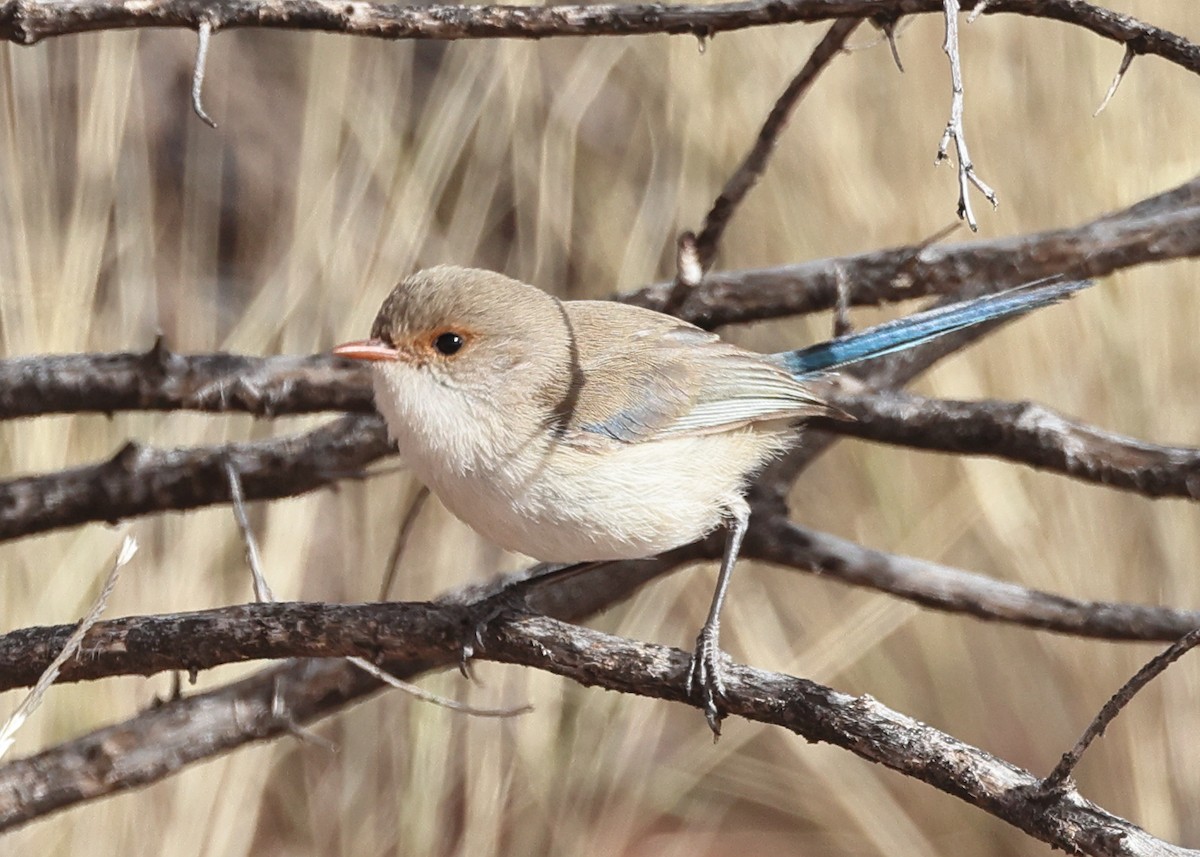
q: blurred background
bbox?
[2,2,1198,853]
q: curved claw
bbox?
[686,626,728,737]
[460,602,509,681]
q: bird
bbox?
[333,266,1091,733]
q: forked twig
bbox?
[935,0,997,230]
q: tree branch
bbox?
[0,550,693,832]
[746,516,1200,640]
[6,511,1200,692]
[1,599,1193,854]
[0,0,1196,86]
[631,176,1200,327]
[819,390,1200,500]
[0,415,392,542]
[5,178,1198,422]
[0,343,372,419]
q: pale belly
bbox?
[413,428,791,563]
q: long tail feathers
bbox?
[778,278,1093,378]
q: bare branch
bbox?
[819,390,1200,500]
[7,511,1200,694]
[1043,626,1200,792]
[0,550,689,831]
[1,598,1194,854]
[630,176,1200,327]
[486,616,1195,857]
[745,516,1200,641]
[0,0,1195,86]
[936,0,997,229]
[0,415,393,542]
[0,344,372,419]
[692,16,861,271]
[6,179,1199,424]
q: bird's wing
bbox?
[557,301,829,445]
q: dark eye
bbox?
[433,332,465,356]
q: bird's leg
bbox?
[687,497,749,737]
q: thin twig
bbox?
[225,461,273,603]
[347,656,533,718]
[661,17,860,315]
[379,486,431,600]
[0,536,136,759]
[191,18,217,129]
[1042,626,1200,792]
[226,458,509,718]
[864,13,907,71]
[936,0,997,230]
[966,0,995,23]
[692,16,861,271]
[1094,44,1135,116]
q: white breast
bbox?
[373,366,790,562]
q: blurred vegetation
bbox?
[1,3,1198,854]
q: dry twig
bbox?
[191,18,217,128]
[1094,43,1136,116]
[0,537,136,759]
[1042,626,1200,792]
[935,0,997,229]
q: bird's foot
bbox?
[686,625,729,738]
[458,587,536,679]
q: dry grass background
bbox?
[1,2,1198,853]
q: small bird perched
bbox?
[334,266,1090,733]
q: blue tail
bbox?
[778,278,1092,378]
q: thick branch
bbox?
[0,550,691,831]
[0,344,371,419]
[5,514,1199,692]
[0,601,1191,854]
[0,602,469,691]
[633,178,1200,327]
[0,415,392,542]
[819,390,1200,500]
[0,0,1196,85]
[487,617,1192,857]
